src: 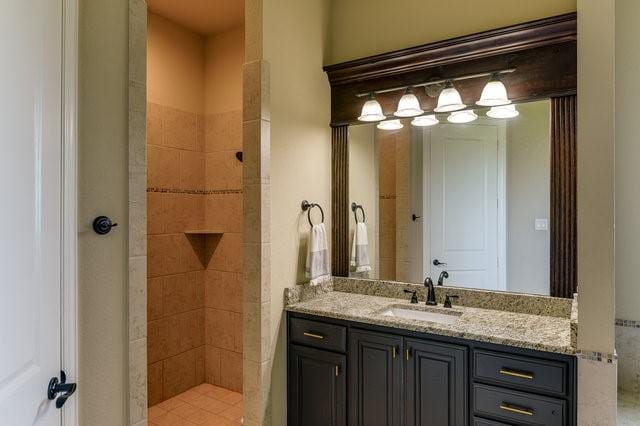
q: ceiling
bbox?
[147,0,244,35]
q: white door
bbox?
[429,124,499,290]
[0,1,66,425]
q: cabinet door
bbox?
[349,329,403,426]
[288,344,347,426]
[405,339,468,426]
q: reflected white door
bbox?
[429,125,499,289]
[0,0,64,424]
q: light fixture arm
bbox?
[355,67,516,98]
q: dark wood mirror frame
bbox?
[324,13,577,297]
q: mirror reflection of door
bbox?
[421,123,505,291]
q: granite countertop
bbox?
[285,289,575,355]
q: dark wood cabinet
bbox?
[349,329,403,426]
[287,312,577,426]
[404,339,468,426]
[288,344,347,426]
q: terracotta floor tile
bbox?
[171,403,202,419]
[219,392,242,406]
[201,384,234,401]
[199,414,235,426]
[189,394,232,414]
[157,396,187,411]
[151,411,196,426]
[219,405,243,421]
[149,405,167,420]
[185,407,226,425]
[176,388,205,403]
[191,383,218,395]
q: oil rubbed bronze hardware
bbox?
[47,371,77,409]
[404,289,419,304]
[301,200,325,227]
[92,216,118,235]
[303,332,324,340]
[351,202,366,223]
[500,403,534,416]
[499,369,534,380]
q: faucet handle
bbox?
[404,289,419,304]
[443,294,459,308]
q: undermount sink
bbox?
[380,306,462,325]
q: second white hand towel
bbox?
[350,221,371,273]
[305,223,331,285]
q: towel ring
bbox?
[351,202,366,223]
[301,200,325,227]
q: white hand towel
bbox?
[350,222,371,273]
[305,223,331,285]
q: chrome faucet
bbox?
[424,277,437,305]
[437,271,449,286]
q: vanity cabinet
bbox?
[349,329,403,426]
[287,312,576,426]
[404,339,467,426]
[288,344,347,426]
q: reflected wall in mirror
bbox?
[349,100,553,295]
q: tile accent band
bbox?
[615,318,640,328]
[576,350,617,364]
[147,187,243,195]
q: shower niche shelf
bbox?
[184,230,224,235]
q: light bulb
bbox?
[447,110,478,123]
[477,77,510,106]
[434,82,466,112]
[377,119,404,130]
[486,104,519,118]
[394,91,424,117]
[411,115,439,127]
[358,97,386,122]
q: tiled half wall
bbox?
[147,102,243,405]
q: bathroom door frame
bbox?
[62,0,79,424]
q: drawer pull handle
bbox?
[405,348,411,360]
[499,369,534,380]
[303,332,324,340]
[500,403,534,416]
[335,365,339,376]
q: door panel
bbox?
[349,329,403,426]
[405,339,468,426]
[430,125,499,289]
[289,344,346,426]
[0,1,63,425]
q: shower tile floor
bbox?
[148,383,243,425]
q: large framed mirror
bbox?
[325,13,577,297]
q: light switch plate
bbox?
[535,218,549,231]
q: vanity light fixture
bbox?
[477,75,511,106]
[411,114,439,127]
[447,110,478,123]
[487,104,519,118]
[434,81,466,112]
[357,94,386,122]
[394,89,424,117]
[377,119,403,130]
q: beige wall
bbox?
[327,0,576,64]
[506,101,551,295]
[263,0,331,423]
[348,123,378,277]
[78,0,129,424]
[205,26,245,114]
[615,0,640,323]
[147,12,205,113]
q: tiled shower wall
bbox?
[147,103,243,405]
[377,124,410,281]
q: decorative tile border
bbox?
[379,194,396,200]
[616,318,640,328]
[147,187,243,195]
[576,349,617,364]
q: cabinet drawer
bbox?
[290,317,347,352]
[473,384,566,426]
[474,349,567,395]
[473,417,511,426]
